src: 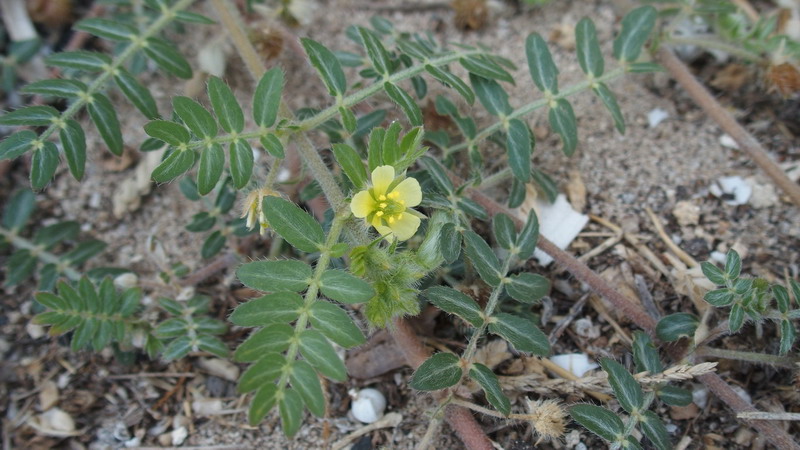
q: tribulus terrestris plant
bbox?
[1,0,799,448]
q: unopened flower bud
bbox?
[241,187,280,235]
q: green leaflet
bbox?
[462,230,502,287]
[301,38,347,96]
[548,98,578,157]
[253,68,284,128]
[229,292,304,327]
[575,18,604,77]
[237,260,312,292]
[505,118,532,182]
[229,139,254,189]
[613,6,657,63]
[308,301,366,348]
[173,96,218,138]
[410,352,462,390]
[197,143,224,195]
[262,197,325,253]
[30,142,59,190]
[469,363,510,416]
[207,76,244,133]
[488,313,550,356]
[423,286,483,327]
[298,329,347,381]
[88,93,123,156]
[60,119,87,180]
[525,33,559,94]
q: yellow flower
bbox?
[351,165,424,241]
[241,187,280,235]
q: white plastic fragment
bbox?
[349,388,386,424]
[531,194,589,266]
[549,353,598,378]
[647,108,669,128]
[710,176,752,205]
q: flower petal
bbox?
[351,190,375,218]
[391,177,422,207]
[373,223,394,240]
[389,212,421,241]
[371,165,395,196]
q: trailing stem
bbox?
[443,67,626,156]
[656,47,800,208]
[0,226,81,280]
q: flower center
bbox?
[372,190,406,224]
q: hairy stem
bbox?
[274,211,346,393]
[664,35,763,63]
[210,0,363,233]
[695,347,800,368]
[444,67,626,156]
[184,49,485,152]
[34,0,197,145]
[209,6,489,446]
[0,226,81,280]
[657,47,800,208]
[462,257,514,363]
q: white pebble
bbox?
[350,388,386,424]
[171,426,188,446]
[719,134,739,149]
[692,385,708,408]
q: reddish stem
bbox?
[392,318,494,450]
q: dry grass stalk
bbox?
[636,362,718,384]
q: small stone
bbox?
[350,388,387,424]
[192,398,223,416]
[35,408,76,433]
[719,134,739,149]
[171,426,188,446]
[746,177,778,208]
[672,201,700,226]
[157,432,172,446]
[89,192,102,209]
[114,273,139,289]
[572,318,600,339]
[26,322,45,339]
[197,358,239,382]
[670,403,700,420]
[38,381,59,411]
